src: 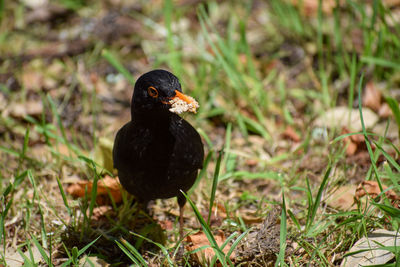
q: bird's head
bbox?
[131,69,199,115]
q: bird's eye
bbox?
[147,86,159,98]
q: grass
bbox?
[0,0,400,266]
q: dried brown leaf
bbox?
[355,181,381,199]
[378,103,393,118]
[281,126,301,142]
[245,159,258,167]
[363,82,382,112]
[92,206,114,220]
[240,209,263,224]
[355,181,399,202]
[159,219,174,231]
[342,128,366,156]
[66,175,122,205]
[345,140,358,156]
[326,185,357,210]
[186,231,233,264]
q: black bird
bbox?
[113,69,204,239]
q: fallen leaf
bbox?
[245,159,258,166]
[186,230,233,264]
[92,206,115,220]
[345,140,358,156]
[363,82,382,112]
[240,209,263,224]
[341,127,368,156]
[355,181,398,202]
[6,245,46,266]
[355,181,382,200]
[66,175,122,205]
[281,126,301,142]
[378,103,392,118]
[340,229,400,267]
[326,184,357,211]
[159,219,174,231]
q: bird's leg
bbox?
[179,204,185,241]
[177,193,187,242]
[176,193,187,258]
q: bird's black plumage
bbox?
[113,69,204,208]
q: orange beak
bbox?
[161,90,196,105]
[173,90,196,105]
[163,90,199,114]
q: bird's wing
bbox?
[113,122,151,171]
[170,117,204,171]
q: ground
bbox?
[1,0,400,266]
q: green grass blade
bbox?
[208,150,222,226]
[115,239,147,266]
[226,229,250,259]
[0,146,20,157]
[221,123,232,172]
[129,232,174,266]
[373,141,400,173]
[357,73,383,191]
[361,56,400,70]
[372,202,400,219]
[77,236,101,257]
[17,247,35,266]
[287,209,301,230]
[31,236,52,266]
[213,231,237,266]
[307,165,332,232]
[385,97,400,139]
[115,240,140,265]
[56,176,72,217]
